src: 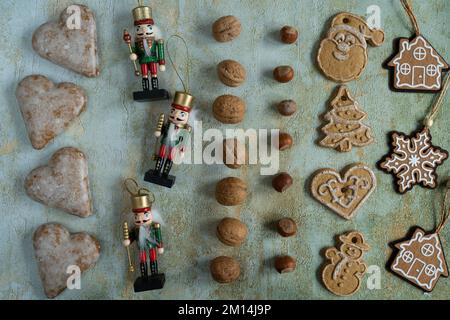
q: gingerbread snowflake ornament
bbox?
[379,127,448,194]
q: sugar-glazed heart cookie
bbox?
[33,223,100,298]
[25,147,92,218]
[32,5,100,77]
[16,75,87,150]
[311,163,376,220]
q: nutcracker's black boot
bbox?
[134,262,165,292]
[145,159,176,189]
[142,78,150,91]
[154,157,164,176]
[163,160,173,177]
[150,260,158,275]
[151,77,159,90]
[134,75,169,102]
[140,262,148,278]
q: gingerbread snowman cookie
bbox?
[322,231,370,296]
[317,13,385,83]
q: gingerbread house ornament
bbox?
[388,35,449,92]
[391,228,448,292]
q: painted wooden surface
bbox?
[0,0,449,300]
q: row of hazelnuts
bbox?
[210,217,298,284]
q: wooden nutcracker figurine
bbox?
[123,0,169,102]
[123,179,165,292]
[145,91,194,188]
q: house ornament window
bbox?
[425,264,437,276]
[421,243,435,257]
[413,47,426,60]
[400,63,411,75]
[426,65,438,77]
[402,250,414,263]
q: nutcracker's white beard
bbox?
[150,207,164,226]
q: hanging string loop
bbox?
[400,0,421,36]
[436,181,450,234]
[424,74,450,128]
[166,34,191,93]
[124,178,155,204]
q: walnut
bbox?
[217,60,246,87]
[210,256,241,283]
[213,95,246,124]
[217,218,248,247]
[212,16,241,42]
[215,177,248,206]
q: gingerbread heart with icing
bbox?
[16,75,87,150]
[33,223,100,298]
[32,5,100,77]
[25,147,92,218]
[311,163,376,220]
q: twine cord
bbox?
[436,184,450,234]
[400,0,421,36]
[166,34,191,93]
[424,74,450,127]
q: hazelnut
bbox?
[210,256,241,283]
[213,95,246,124]
[280,26,298,44]
[223,138,247,169]
[212,16,242,42]
[272,173,293,193]
[273,66,294,83]
[275,256,296,274]
[277,100,297,116]
[215,177,248,206]
[276,218,297,237]
[217,60,246,87]
[217,217,248,247]
[278,132,293,151]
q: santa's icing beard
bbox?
[318,26,368,83]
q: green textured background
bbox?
[0,0,449,300]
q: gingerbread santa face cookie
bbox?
[311,163,376,220]
[317,13,385,83]
[378,127,448,194]
[390,228,448,292]
[322,231,370,296]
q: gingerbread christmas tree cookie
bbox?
[320,86,374,152]
[379,127,448,194]
[322,231,370,296]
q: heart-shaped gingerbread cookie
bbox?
[25,147,92,218]
[311,163,376,220]
[16,75,87,150]
[33,223,100,299]
[32,5,100,77]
